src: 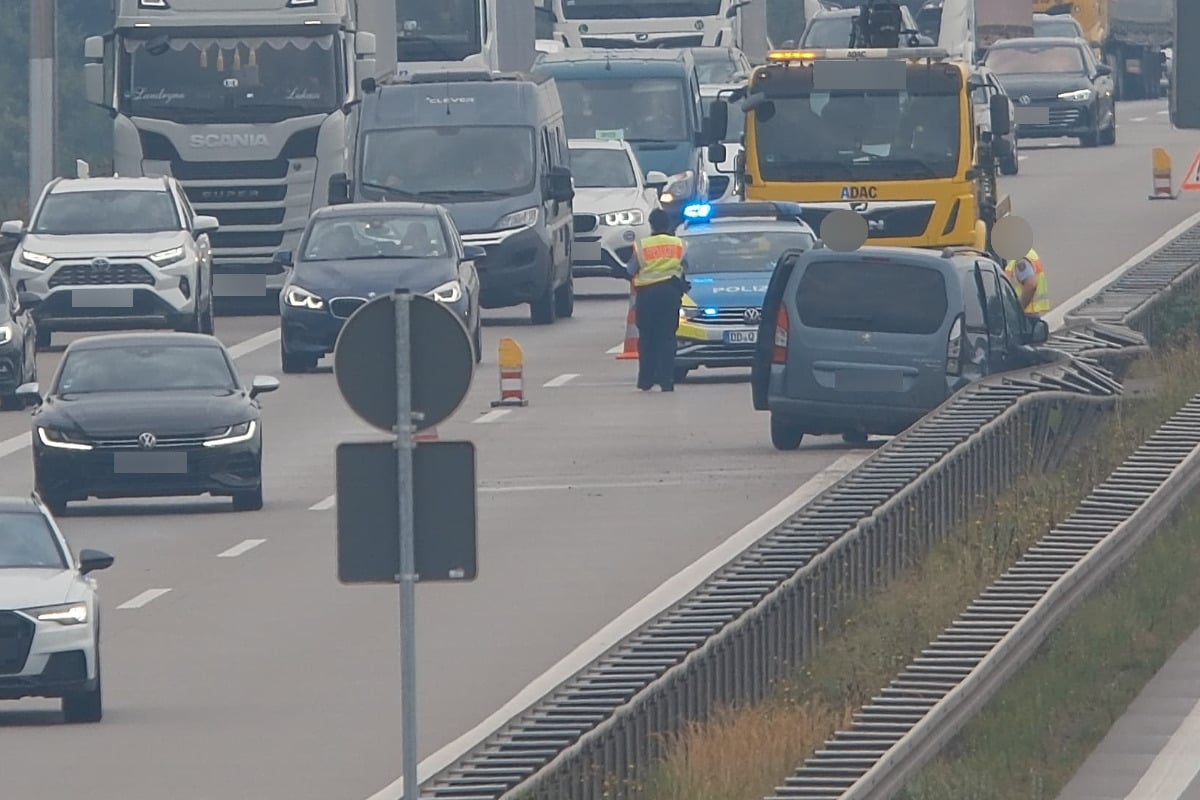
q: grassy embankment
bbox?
[631,290,1200,800]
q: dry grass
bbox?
[634,299,1200,800]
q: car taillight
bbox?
[772,305,789,364]
[946,313,964,375]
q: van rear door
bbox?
[784,256,953,411]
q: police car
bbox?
[674,202,816,383]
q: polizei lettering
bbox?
[189,133,270,148]
[841,186,878,200]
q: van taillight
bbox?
[772,305,789,364]
[946,313,964,375]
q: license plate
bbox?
[215,273,267,298]
[836,370,905,392]
[573,240,603,263]
[113,451,188,474]
[724,329,758,344]
[1014,106,1049,125]
[71,288,133,309]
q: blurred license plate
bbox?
[836,370,904,391]
[114,451,188,474]
[71,288,133,308]
[724,329,757,344]
[573,240,602,262]
[1015,106,1049,125]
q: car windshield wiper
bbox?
[359,182,424,199]
[765,159,853,179]
[864,158,940,178]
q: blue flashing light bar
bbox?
[682,201,805,224]
[683,203,713,220]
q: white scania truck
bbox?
[84,0,397,304]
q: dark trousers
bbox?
[635,279,683,389]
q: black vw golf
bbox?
[18,332,279,513]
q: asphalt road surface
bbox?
[1,99,1199,800]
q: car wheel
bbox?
[62,651,101,723]
[530,280,557,325]
[770,415,804,451]
[280,340,318,374]
[554,274,575,319]
[232,485,263,512]
[1079,124,1100,148]
[199,300,216,335]
[1100,120,1117,146]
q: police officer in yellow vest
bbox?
[1004,248,1050,316]
[620,209,690,392]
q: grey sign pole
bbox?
[393,290,419,800]
[29,0,56,210]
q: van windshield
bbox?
[553,77,690,142]
[795,260,948,334]
[360,126,536,199]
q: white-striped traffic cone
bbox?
[491,337,528,407]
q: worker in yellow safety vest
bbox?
[1004,248,1050,316]
[619,208,690,392]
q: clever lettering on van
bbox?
[426,96,476,104]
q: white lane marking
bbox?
[1131,116,1148,122]
[606,344,624,354]
[1044,208,1200,332]
[543,373,579,387]
[362,450,871,800]
[472,409,511,424]
[1124,695,1200,800]
[1158,109,1170,115]
[116,588,172,609]
[226,327,281,359]
[309,494,337,511]
[217,538,266,558]
[1018,155,1028,161]
[0,328,285,464]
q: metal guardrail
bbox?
[418,219,1200,800]
[772,394,1200,800]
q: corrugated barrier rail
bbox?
[418,219,1200,800]
[772,394,1200,800]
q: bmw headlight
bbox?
[148,245,186,266]
[495,207,539,230]
[0,323,13,346]
[19,250,53,269]
[24,602,88,625]
[204,420,256,447]
[1057,88,1093,102]
[427,280,463,304]
[283,285,324,310]
[37,427,93,451]
[603,209,645,227]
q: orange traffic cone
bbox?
[616,284,639,360]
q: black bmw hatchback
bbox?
[18,332,279,513]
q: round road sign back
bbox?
[333,293,474,432]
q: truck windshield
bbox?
[396,0,484,63]
[554,78,690,142]
[558,0,724,20]
[361,126,537,199]
[120,33,341,122]
[753,91,962,182]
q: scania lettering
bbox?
[83,0,397,303]
[711,47,1013,249]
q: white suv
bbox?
[0,495,113,722]
[1,176,218,349]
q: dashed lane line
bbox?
[309,494,337,511]
[217,538,267,558]
[116,588,172,610]
[473,409,511,424]
[543,373,580,387]
[1132,116,1148,122]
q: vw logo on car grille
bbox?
[1018,95,1032,105]
[138,432,157,450]
[91,257,110,269]
[744,308,762,324]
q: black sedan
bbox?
[982,36,1116,148]
[17,332,279,513]
[278,202,484,373]
[0,269,39,410]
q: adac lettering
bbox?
[189,133,269,148]
[840,186,878,200]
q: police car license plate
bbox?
[725,329,757,344]
[1014,106,1049,125]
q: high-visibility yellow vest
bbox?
[632,234,685,288]
[1005,248,1050,314]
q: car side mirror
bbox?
[273,251,293,268]
[704,99,729,144]
[16,382,41,406]
[1095,63,1112,77]
[250,375,280,398]
[17,291,41,310]
[0,220,25,238]
[1025,317,1049,345]
[78,548,114,575]
[328,172,352,205]
[193,215,220,235]
[989,94,1011,137]
[707,143,727,164]
[461,244,487,262]
[546,167,574,203]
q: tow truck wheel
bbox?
[770,415,804,451]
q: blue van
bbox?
[532,49,726,224]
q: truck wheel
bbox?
[554,274,574,319]
[530,281,557,325]
[770,415,804,451]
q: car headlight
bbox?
[1057,88,1093,102]
[427,280,463,304]
[37,427,93,451]
[204,419,256,447]
[148,246,186,266]
[0,323,13,346]
[603,209,645,227]
[660,171,696,205]
[19,250,53,269]
[24,602,88,625]
[495,207,539,230]
[680,295,699,320]
[283,285,324,310]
